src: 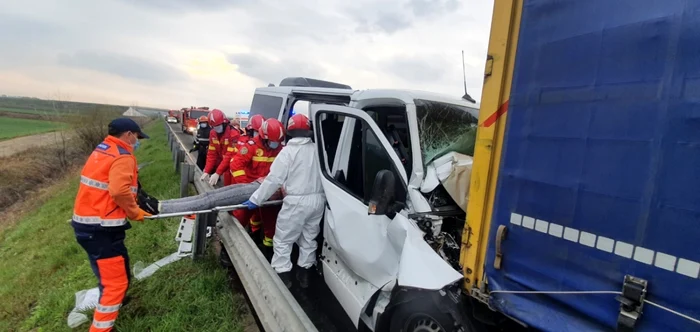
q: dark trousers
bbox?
[74,227,131,331]
[196,145,208,171]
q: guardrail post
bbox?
[192,211,213,260]
[180,163,191,197]
[174,148,184,173]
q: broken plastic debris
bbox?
[134,252,183,280]
[66,287,100,328]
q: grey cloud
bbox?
[407,0,460,18]
[355,12,412,34]
[116,0,245,11]
[351,0,462,34]
[227,53,324,84]
[383,55,450,82]
[58,51,187,83]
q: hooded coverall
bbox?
[230,136,282,247]
[204,125,235,186]
[248,137,326,273]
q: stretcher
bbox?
[144,200,283,219]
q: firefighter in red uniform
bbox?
[72,118,153,332]
[227,115,265,236]
[210,119,246,185]
[230,118,285,258]
[199,109,234,186]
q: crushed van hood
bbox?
[420,152,473,212]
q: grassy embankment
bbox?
[0,122,251,331]
[0,116,67,140]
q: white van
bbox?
[248,78,480,332]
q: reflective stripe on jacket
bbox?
[229,135,282,184]
[73,136,139,229]
[204,125,234,174]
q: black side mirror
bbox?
[368,170,395,216]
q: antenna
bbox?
[461,50,476,103]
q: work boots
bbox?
[278,271,293,289]
[296,267,311,289]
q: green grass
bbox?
[0,122,247,331]
[0,116,66,140]
[0,107,58,115]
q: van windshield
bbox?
[250,94,283,119]
[415,99,478,166]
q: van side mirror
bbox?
[368,170,395,216]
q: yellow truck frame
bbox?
[461,0,523,293]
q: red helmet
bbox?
[260,118,285,142]
[287,114,310,131]
[246,114,265,132]
[197,116,208,123]
[208,109,228,127]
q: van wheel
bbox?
[389,300,459,332]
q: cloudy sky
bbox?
[0,0,493,116]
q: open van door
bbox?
[310,104,461,327]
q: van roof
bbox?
[253,86,480,110]
[254,86,355,96]
[352,89,480,110]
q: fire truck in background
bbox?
[181,106,211,135]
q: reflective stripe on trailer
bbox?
[96,303,121,313]
[510,212,700,279]
[80,176,109,190]
[232,170,246,177]
[73,214,127,227]
[252,156,275,162]
[92,319,115,329]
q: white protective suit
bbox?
[249,137,326,273]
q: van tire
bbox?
[389,299,460,332]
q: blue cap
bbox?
[109,117,149,139]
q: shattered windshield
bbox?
[415,99,478,166]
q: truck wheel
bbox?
[389,300,459,332]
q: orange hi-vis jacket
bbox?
[229,136,282,184]
[73,136,140,229]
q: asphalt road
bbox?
[167,123,357,332]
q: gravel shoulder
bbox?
[0,131,73,158]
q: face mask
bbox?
[213,125,224,134]
[130,133,141,150]
[268,141,279,149]
[253,131,259,137]
[200,123,208,129]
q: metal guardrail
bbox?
[164,121,318,332]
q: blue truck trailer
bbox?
[463,1,700,331]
